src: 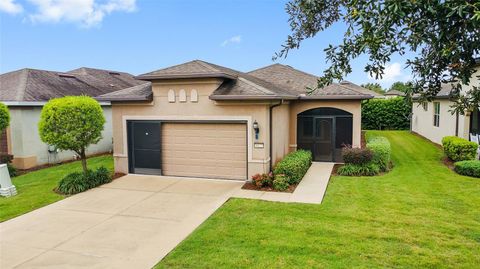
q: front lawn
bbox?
[156,131,480,268]
[0,155,113,222]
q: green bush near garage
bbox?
[57,166,112,195]
[454,160,480,178]
[361,97,411,130]
[273,150,312,185]
[442,136,477,162]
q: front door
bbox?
[127,121,162,175]
[297,116,334,162]
[313,117,334,161]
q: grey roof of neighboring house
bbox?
[0,67,146,102]
[385,89,406,96]
[101,60,373,101]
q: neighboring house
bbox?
[411,62,480,144]
[0,67,148,169]
[97,60,373,180]
[384,89,406,99]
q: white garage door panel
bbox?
[162,123,247,180]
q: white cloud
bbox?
[0,0,23,14]
[27,0,137,27]
[368,62,411,88]
[221,35,242,47]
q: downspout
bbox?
[269,100,283,171]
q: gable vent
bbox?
[58,73,76,78]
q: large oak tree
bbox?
[276,0,480,113]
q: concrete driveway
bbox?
[0,175,242,269]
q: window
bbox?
[422,102,428,111]
[470,108,480,135]
[433,102,440,127]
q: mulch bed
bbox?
[442,156,455,171]
[241,182,297,193]
[112,172,126,180]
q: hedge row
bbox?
[366,136,391,171]
[442,136,477,162]
[362,97,411,130]
[273,150,312,185]
[454,160,480,178]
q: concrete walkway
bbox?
[0,175,242,269]
[232,162,335,204]
[0,163,334,269]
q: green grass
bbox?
[0,155,113,222]
[156,131,480,269]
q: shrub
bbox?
[442,136,477,162]
[7,163,17,177]
[57,166,112,195]
[367,136,391,171]
[337,163,380,176]
[342,147,373,165]
[454,160,480,178]
[273,150,312,184]
[362,97,411,130]
[39,96,106,175]
[251,172,273,188]
[273,174,289,191]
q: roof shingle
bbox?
[0,67,145,102]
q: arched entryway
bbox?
[297,107,353,162]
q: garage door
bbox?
[162,123,247,180]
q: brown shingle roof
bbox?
[92,60,374,101]
[137,60,238,80]
[0,67,145,102]
[248,64,374,99]
[96,83,152,101]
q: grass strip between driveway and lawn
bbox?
[155,131,480,268]
[0,155,113,222]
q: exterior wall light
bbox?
[253,120,259,140]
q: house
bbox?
[411,62,480,144]
[384,89,406,99]
[97,60,373,180]
[0,67,148,169]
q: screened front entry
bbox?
[297,108,353,162]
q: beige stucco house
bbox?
[97,60,373,180]
[0,67,147,169]
[411,62,480,144]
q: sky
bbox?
[0,0,413,89]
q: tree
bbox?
[360,83,384,94]
[0,103,10,134]
[389,82,412,94]
[276,0,480,114]
[39,96,105,174]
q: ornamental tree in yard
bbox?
[0,103,10,134]
[276,0,480,114]
[39,96,105,174]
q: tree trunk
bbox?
[80,148,88,175]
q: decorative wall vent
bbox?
[179,89,187,102]
[168,89,175,102]
[190,89,198,102]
